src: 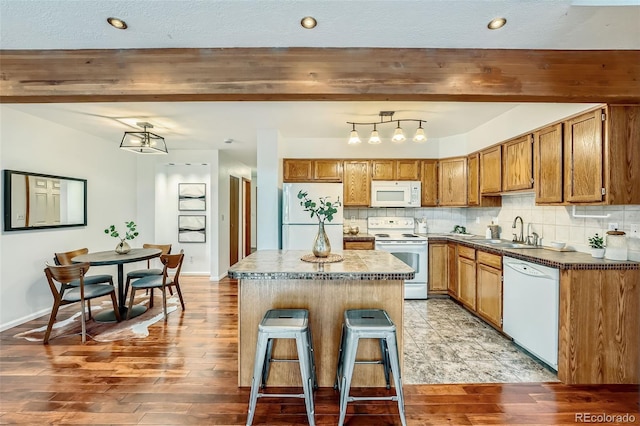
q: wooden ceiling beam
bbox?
[1,48,639,103]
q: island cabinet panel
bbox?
[238,278,404,388]
[447,243,458,297]
[480,145,502,194]
[313,159,343,182]
[371,160,396,180]
[342,160,370,206]
[283,159,313,182]
[396,159,420,180]
[428,242,448,294]
[420,159,438,207]
[534,123,564,204]
[457,246,476,310]
[502,134,533,192]
[476,251,503,330]
[438,157,467,206]
[564,109,604,203]
[558,268,639,384]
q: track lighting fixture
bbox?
[346,111,427,145]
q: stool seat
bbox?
[247,309,317,426]
[335,309,407,426]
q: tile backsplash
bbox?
[344,192,640,254]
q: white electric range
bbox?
[368,217,428,299]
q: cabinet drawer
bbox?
[457,245,476,260]
[344,240,374,250]
[477,251,502,269]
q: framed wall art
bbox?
[178,215,206,243]
[178,183,206,211]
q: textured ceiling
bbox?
[1,1,638,169]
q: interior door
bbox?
[243,177,251,257]
[230,176,239,266]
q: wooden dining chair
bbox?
[124,243,172,300]
[126,250,185,320]
[54,247,114,318]
[43,262,121,344]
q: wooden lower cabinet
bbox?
[447,243,457,297]
[457,251,476,310]
[343,240,374,250]
[428,242,448,294]
[476,262,502,329]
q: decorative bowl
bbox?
[348,226,359,235]
[550,241,566,249]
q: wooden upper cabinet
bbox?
[371,159,420,180]
[467,153,479,206]
[284,159,342,182]
[313,160,343,182]
[396,160,420,180]
[480,146,502,194]
[342,160,370,206]
[438,157,467,206]
[420,160,438,206]
[283,159,312,181]
[371,160,395,180]
[605,105,640,205]
[564,109,604,203]
[535,123,564,204]
[502,134,533,192]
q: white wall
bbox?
[256,128,283,250]
[0,106,138,330]
[283,136,441,159]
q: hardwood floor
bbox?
[1,277,638,425]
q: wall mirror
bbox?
[3,169,87,232]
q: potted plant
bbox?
[105,221,139,254]
[297,190,341,257]
[588,233,605,258]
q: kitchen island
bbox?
[228,249,414,387]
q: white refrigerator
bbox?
[282,182,344,251]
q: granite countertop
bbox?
[228,249,415,280]
[426,234,639,270]
[342,233,375,242]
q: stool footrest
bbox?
[348,395,399,402]
[258,392,305,399]
[354,360,384,365]
[268,358,299,363]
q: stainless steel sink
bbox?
[480,240,540,249]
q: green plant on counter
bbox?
[104,221,139,241]
[588,233,604,249]
[297,190,342,223]
[452,225,467,234]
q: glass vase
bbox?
[312,222,331,258]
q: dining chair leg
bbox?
[162,287,168,320]
[126,288,137,320]
[44,299,62,345]
[173,283,185,310]
[80,299,87,343]
[110,292,122,322]
[124,276,132,302]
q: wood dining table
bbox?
[72,248,162,322]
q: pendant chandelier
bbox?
[347,111,427,145]
[119,122,168,154]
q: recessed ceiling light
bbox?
[107,17,128,30]
[487,17,507,30]
[300,16,317,29]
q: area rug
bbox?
[14,295,179,343]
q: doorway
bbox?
[243,177,251,256]
[229,176,239,266]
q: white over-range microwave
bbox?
[370,180,421,208]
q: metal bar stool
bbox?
[334,309,407,426]
[246,309,317,426]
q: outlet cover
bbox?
[631,224,639,236]
[608,222,619,231]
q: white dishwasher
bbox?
[503,256,559,370]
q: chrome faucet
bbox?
[526,223,539,246]
[512,216,524,243]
